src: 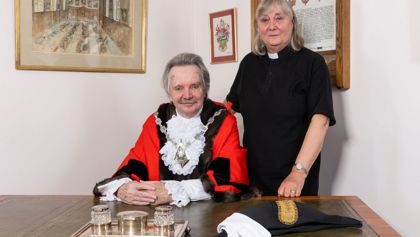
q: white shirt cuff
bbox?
[164,180,190,207]
[164,179,211,207]
[180,179,212,201]
[217,213,271,237]
[96,177,131,202]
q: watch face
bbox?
[295,163,307,175]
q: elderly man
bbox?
[94,53,249,207]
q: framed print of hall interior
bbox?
[15,0,147,73]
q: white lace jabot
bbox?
[159,114,206,175]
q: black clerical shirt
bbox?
[227,46,335,195]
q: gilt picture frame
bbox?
[15,0,147,73]
[251,0,350,89]
[209,8,237,64]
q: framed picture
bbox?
[251,0,350,89]
[209,8,237,64]
[15,0,147,73]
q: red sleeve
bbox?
[115,114,161,181]
[207,112,249,193]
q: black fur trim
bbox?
[208,157,230,185]
[201,174,254,203]
[200,100,227,173]
[201,174,214,194]
[199,99,226,125]
[213,191,239,203]
[207,157,250,192]
[115,159,149,181]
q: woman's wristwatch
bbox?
[294,163,308,175]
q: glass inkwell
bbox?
[153,205,175,237]
[90,204,112,235]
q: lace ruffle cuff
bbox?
[96,177,132,202]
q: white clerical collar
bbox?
[268,52,278,59]
[175,106,203,120]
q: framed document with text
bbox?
[251,0,350,89]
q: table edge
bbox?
[0,195,401,236]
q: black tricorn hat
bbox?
[217,200,362,236]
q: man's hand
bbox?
[116,181,157,205]
[143,181,173,205]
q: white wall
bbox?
[323,1,420,237]
[1,0,419,236]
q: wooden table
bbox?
[0,195,400,237]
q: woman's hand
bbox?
[224,99,236,114]
[116,181,157,205]
[277,170,306,197]
[278,114,329,197]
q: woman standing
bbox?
[226,0,335,197]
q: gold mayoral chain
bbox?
[155,109,225,168]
